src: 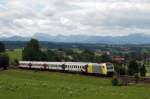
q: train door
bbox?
[61,64,66,71]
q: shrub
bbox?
[140,65,146,77]
[112,77,119,86]
[12,59,19,67]
[128,60,140,76]
[134,73,140,83]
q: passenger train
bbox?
[19,61,114,76]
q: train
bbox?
[19,61,115,76]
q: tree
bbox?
[114,64,127,75]
[79,50,95,62]
[140,64,146,77]
[0,42,9,69]
[128,60,139,76]
[0,42,5,52]
[94,56,102,63]
[100,54,112,62]
[22,39,45,61]
[0,54,9,70]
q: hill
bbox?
[1,33,150,44]
[0,69,150,99]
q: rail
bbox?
[118,75,150,85]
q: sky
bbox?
[0,0,150,37]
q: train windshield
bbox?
[106,63,114,69]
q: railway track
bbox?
[119,75,150,85]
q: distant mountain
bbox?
[0,36,30,41]
[1,33,150,44]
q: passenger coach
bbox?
[19,61,114,76]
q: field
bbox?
[0,69,150,99]
[6,49,22,64]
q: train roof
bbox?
[19,61,112,65]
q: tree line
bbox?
[22,39,147,77]
[0,42,9,70]
[22,39,112,62]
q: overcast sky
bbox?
[0,0,150,37]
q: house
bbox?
[113,56,125,63]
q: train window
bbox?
[107,66,113,69]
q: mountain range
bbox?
[0,33,150,44]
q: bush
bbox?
[140,65,146,77]
[134,73,140,83]
[112,77,119,86]
[128,60,140,76]
[12,59,19,67]
[114,65,127,75]
[112,72,124,86]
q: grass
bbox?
[0,69,150,99]
[6,49,22,64]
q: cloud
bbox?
[0,0,150,37]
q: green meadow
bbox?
[6,49,22,64]
[0,69,150,99]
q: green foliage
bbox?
[111,73,124,86]
[140,65,147,76]
[128,60,140,76]
[12,59,19,67]
[94,56,102,63]
[22,39,46,61]
[112,77,119,86]
[79,50,95,62]
[134,73,140,83]
[100,54,112,62]
[0,53,9,69]
[6,49,22,64]
[0,42,9,69]
[0,42,5,52]
[114,65,127,75]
